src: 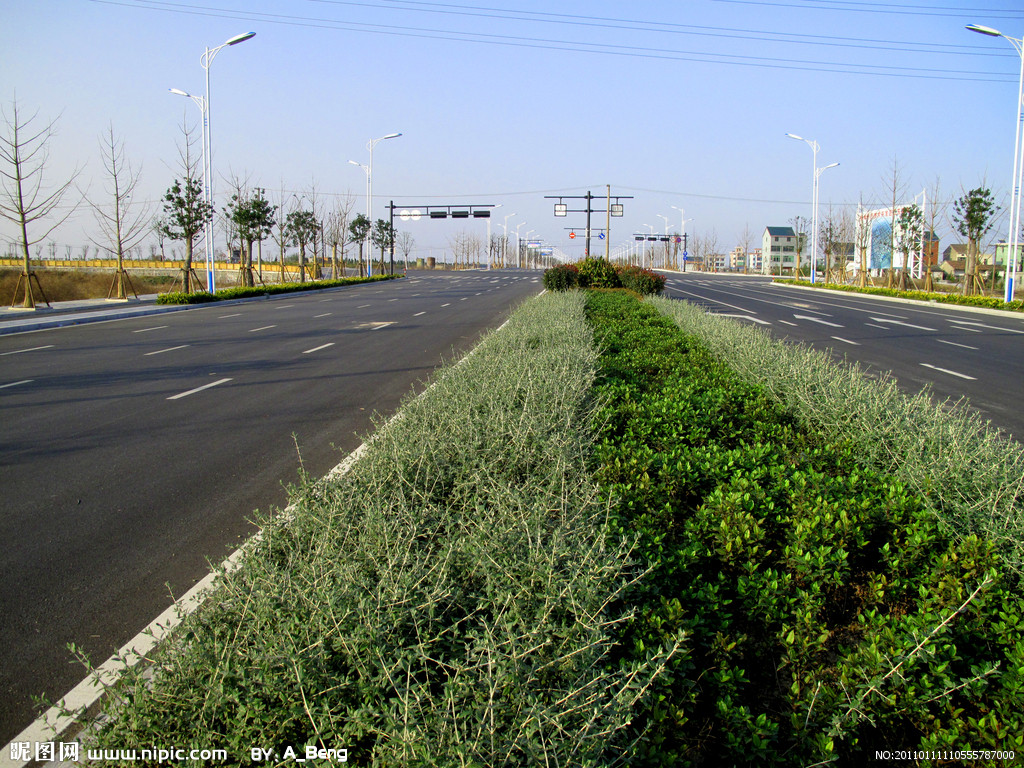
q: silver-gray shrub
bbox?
[85,290,680,766]
[649,295,1024,572]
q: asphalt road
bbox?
[662,272,1024,442]
[0,270,542,744]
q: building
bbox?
[728,246,763,273]
[994,242,1024,273]
[761,226,802,275]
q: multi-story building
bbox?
[761,226,801,275]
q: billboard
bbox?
[855,200,925,274]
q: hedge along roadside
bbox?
[647,294,1024,577]
[585,290,1024,765]
[75,290,683,766]
[155,273,401,304]
[785,279,1024,314]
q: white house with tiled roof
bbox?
[762,226,802,275]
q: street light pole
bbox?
[968,24,1024,303]
[515,222,527,268]
[787,134,838,284]
[501,212,517,268]
[657,214,670,270]
[363,133,402,277]
[199,31,255,293]
[671,206,689,271]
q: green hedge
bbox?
[787,279,1024,313]
[542,259,666,295]
[156,274,401,305]
[587,290,1024,765]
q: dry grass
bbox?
[1,268,178,303]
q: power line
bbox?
[712,0,1024,19]
[86,0,1018,83]
[305,0,1016,57]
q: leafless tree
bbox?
[0,98,83,307]
[397,230,415,271]
[272,182,292,282]
[923,177,945,292]
[737,223,754,274]
[880,155,912,289]
[324,192,356,278]
[788,215,809,277]
[88,125,151,299]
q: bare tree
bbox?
[881,155,912,289]
[788,215,809,277]
[923,177,945,292]
[737,223,754,274]
[397,230,415,271]
[88,124,151,299]
[0,98,83,307]
[272,182,291,282]
[324,192,355,278]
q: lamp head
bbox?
[227,31,256,45]
[169,88,190,97]
[786,133,804,141]
[966,24,1002,37]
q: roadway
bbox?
[661,272,1024,442]
[0,270,542,744]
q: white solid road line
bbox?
[920,363,976,381]
[948,319,1024,334]
[302,343,335,354]
[0,345,54,356]
[937,339,979,351]
[144,345,190,356]
[167,378,232,400]
[0,379,33,390]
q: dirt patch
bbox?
[1,268,178,303]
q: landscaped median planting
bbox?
[155,273,401,304]
[60,288,1023,765]
[588,290,1023,764]
[72,290,683,765]
[542,258,667,295]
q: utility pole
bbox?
[547,189,631,259]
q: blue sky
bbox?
[3,0,1024,262]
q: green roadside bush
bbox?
[577,256,621,288]
[543,259,665,295]
[615,264,666,295]
[649,295,1024,575]
[156,274,400,305]
[587,290,1024,766]
[787,279,1024,313]
[541,262,579,291]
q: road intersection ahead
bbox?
[0,270,542,744]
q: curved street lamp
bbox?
[967,23,1024,302]
[787,133,838,284]
[171,32,255,293]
